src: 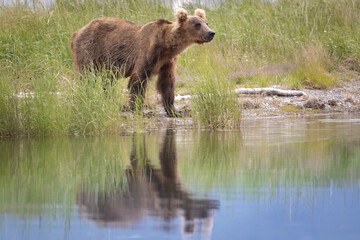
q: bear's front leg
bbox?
[156,60,182,118]
[128,73,148,111]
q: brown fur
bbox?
[71,9,215,116]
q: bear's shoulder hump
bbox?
[154,19,172,25]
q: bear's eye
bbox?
[195,23,201,30]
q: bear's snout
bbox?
[204,31,215,42]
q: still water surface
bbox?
[1,115,360,239]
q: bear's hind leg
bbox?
[128,73,149,111]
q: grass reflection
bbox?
[0,136,131,218]
[0,131,220,235]
[0,119,359,230]
[179,125,360,196]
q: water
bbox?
[1,115,360,240]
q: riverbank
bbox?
[3,76,359,136]
[237,79,360,119]
[141,77,360,122]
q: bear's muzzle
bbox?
[203,31,215,42]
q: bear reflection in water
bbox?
[76,129,219,235]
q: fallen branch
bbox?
[234,88,306,97]
[175,95,192,101]
[175,88,306,101]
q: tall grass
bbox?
[65,71,126,135]
[1,0,360,136]
[190,68,241,129]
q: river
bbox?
[1,114,360,239]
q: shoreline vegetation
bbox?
[1,0,360,136]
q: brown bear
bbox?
[71,8,215,117]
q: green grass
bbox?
[1,0,360,136]
[190,68,241,129]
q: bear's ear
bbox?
[194,9,206,20]
[176,8,188,24]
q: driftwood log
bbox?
[175,88,306,101]
[234,88,306,97]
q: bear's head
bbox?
[175,8,215,44]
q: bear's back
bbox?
[86,17,142,36]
